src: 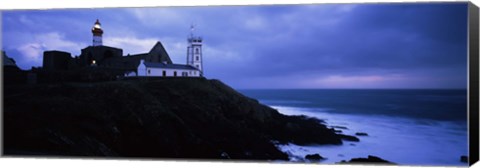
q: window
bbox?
[148,69,150,74]
[162,71,166,77]
[174,71,177,77]
[196,65,199,69]
[196,56,199,61]
[195,48,199,54]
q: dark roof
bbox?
[127,53,148,57]
[44,50,71,55]
[82,45,122,51]
[144,62,197,70]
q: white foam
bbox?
[272,105,468,166]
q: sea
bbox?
[239,89,468,166]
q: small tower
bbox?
[91,19,103,46]
[186,25,203,75]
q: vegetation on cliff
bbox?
[4,77,357,160]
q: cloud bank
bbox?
[1,3,468,89]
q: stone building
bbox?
[79,46,123,67]
[43,50,73,71]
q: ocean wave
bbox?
[270,105,468,166]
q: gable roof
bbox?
[146,41,173,64]
[144,62,197,70]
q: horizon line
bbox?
[236,88,468,90]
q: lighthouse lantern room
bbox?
[92,19,103,46]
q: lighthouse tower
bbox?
[186,25,203,76]
[91,19,103,46]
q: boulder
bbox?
[339,134,360,142]
[305,153,325,161]
[355,132,368,136]
[460,155,468,163]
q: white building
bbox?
[136,59,201,77]
[132,25,204,78]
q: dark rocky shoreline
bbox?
[4,77,359,160]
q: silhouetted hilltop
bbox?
[4,78,357,160]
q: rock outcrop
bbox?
[355,132,368,136]
[338,155,395,164]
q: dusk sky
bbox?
[1,3,469,89]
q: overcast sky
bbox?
[1,3,469,89]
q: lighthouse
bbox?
[186,25,203,76]
[91,19,103,46]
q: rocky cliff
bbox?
[4,78,357,160]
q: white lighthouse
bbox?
[186,25,203,76]
[92,19,103,46]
